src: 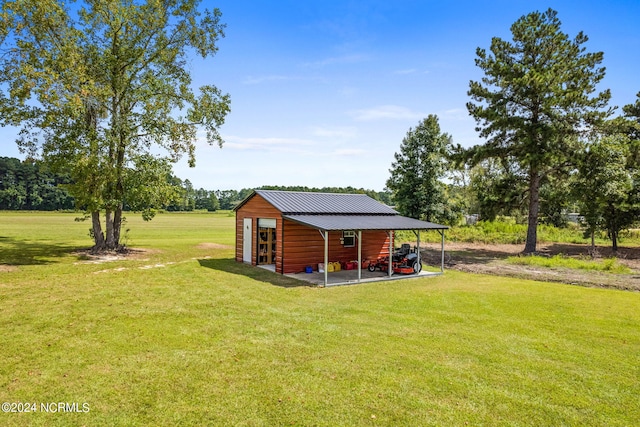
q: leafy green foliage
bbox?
[466,8,611,253]
[0,0,230,250]
[0,156,74,210]
[213,189,245,210]
[123,155,181,221]
[466,158,574,228]
[166,178,221,212]
[386,114,460,224]
[468,158,528,221]
[622,91,640,140]
[538,173,574,228]
[573,135,638,251]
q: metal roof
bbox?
[235,190,448,231]
[243,189,398,215]
[283,214,449,231]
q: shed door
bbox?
[243,218,252,263]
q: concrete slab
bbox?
[284,265,441,287]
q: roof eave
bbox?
[282,214,449,231]
[232,191,255,212]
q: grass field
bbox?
[507,254,632,274]
[1,211,639,426]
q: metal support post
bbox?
[357,230,362,283]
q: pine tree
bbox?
[467,8,611,253]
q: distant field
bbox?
[1,211,639,426]
[412,220,640,247]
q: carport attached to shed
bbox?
[283,213,448,286]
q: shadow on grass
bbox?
[0,236,84,266]
[198,258,312,288]
[422,247,508,266]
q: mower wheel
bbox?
[413,261,422,274]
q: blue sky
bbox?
[2,0,639,191]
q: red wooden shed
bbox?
[234,190,448,285]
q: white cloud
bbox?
[310,126,358,139]
[349,105,426,121]
[393,68,430,75]
[223,135,314,151]
[394,68,417,75]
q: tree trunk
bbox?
[609,204,618,253]
[523,169,541,254]
[611,228,618,253]
[111,119,126,250]
[105,209,116,249]
[113,203,123,248]
[91,211,106,251]
[91,208,122,252]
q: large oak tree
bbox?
[466,8,611,253]
[0,0,230,251]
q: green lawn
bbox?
[1,211,639,426]
[507,254,632,274]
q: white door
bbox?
[243,218,252,263]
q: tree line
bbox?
[0,157,391,212]
[0,157,74,210]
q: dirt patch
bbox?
[421,242,640,292]
[196,242,233,250]
[0,265,18,273]
[94,261,179,274]
[73,247,156,265]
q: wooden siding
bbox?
[282,220,391,274]
[235,195,283,270]
[236,192,395,275]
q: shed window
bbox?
[342,230,355,247]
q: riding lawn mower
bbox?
[366,244,422,275]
